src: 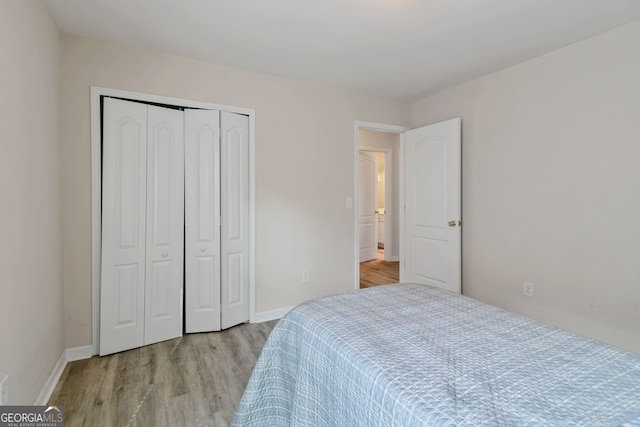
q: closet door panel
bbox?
[144,105,184,345]
[221,111,250,329]
[226,253,243,304]
[185,109,222,333]
[100,98,148,356]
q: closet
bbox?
[99,97,249,356]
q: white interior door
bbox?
[185,109,221,333]
[100,98,184,355]
[220,111,250,329]
[359,152,378,262]
[144,105,184,345]
[402,118,461,293]
[100,98,147,356]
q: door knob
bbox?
[162,251,169,257]
[448,220,456,227]
[200,247,206,252]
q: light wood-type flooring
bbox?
[360,258,400,288]
[48,260,398,426]
[48,320,277,427]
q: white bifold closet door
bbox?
[101,98,250,354]
[184,110,250,332]
[220,111,250,330]
[100,98,184,356]
[184,110,221,332]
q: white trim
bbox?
[35,353,66,405]
[355,121,410,133]
[353,121,410,289]
[90,88,101,356]
[91,86,254,116]
[91,86,256,355]
[36,346,93,405]
[398,133,406,282]
[65,345,93,362]
[248,113,257,324]
[253,306,294,323]
[382,149,393,263]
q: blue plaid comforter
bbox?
[232,284,640,426]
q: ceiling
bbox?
[45,0,640,101]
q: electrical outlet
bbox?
[0,375,8,405]
[302,270,310,283]
[523,282,534,297]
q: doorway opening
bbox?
[358,149,398,288]
[354,121,410,289]
[354,118,462,293]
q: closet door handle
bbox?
[200,247,206,252]
[162,251,169,258]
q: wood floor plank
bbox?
[360,259,400,288]
[48,321,277,427]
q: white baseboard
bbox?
[254,306,294,323]
[35,353,66,405]
[35,345,93,405]
[35,307,286,405]
[66,345,93,362]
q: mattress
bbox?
[232,284,640,426]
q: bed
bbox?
[232,284,640,426]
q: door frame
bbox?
[353,121,410,289]
[90,86,256,355]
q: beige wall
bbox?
[359,130,401,259]
[0,1,63,403]
[412,21,640,353]
[60,34,411,348]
